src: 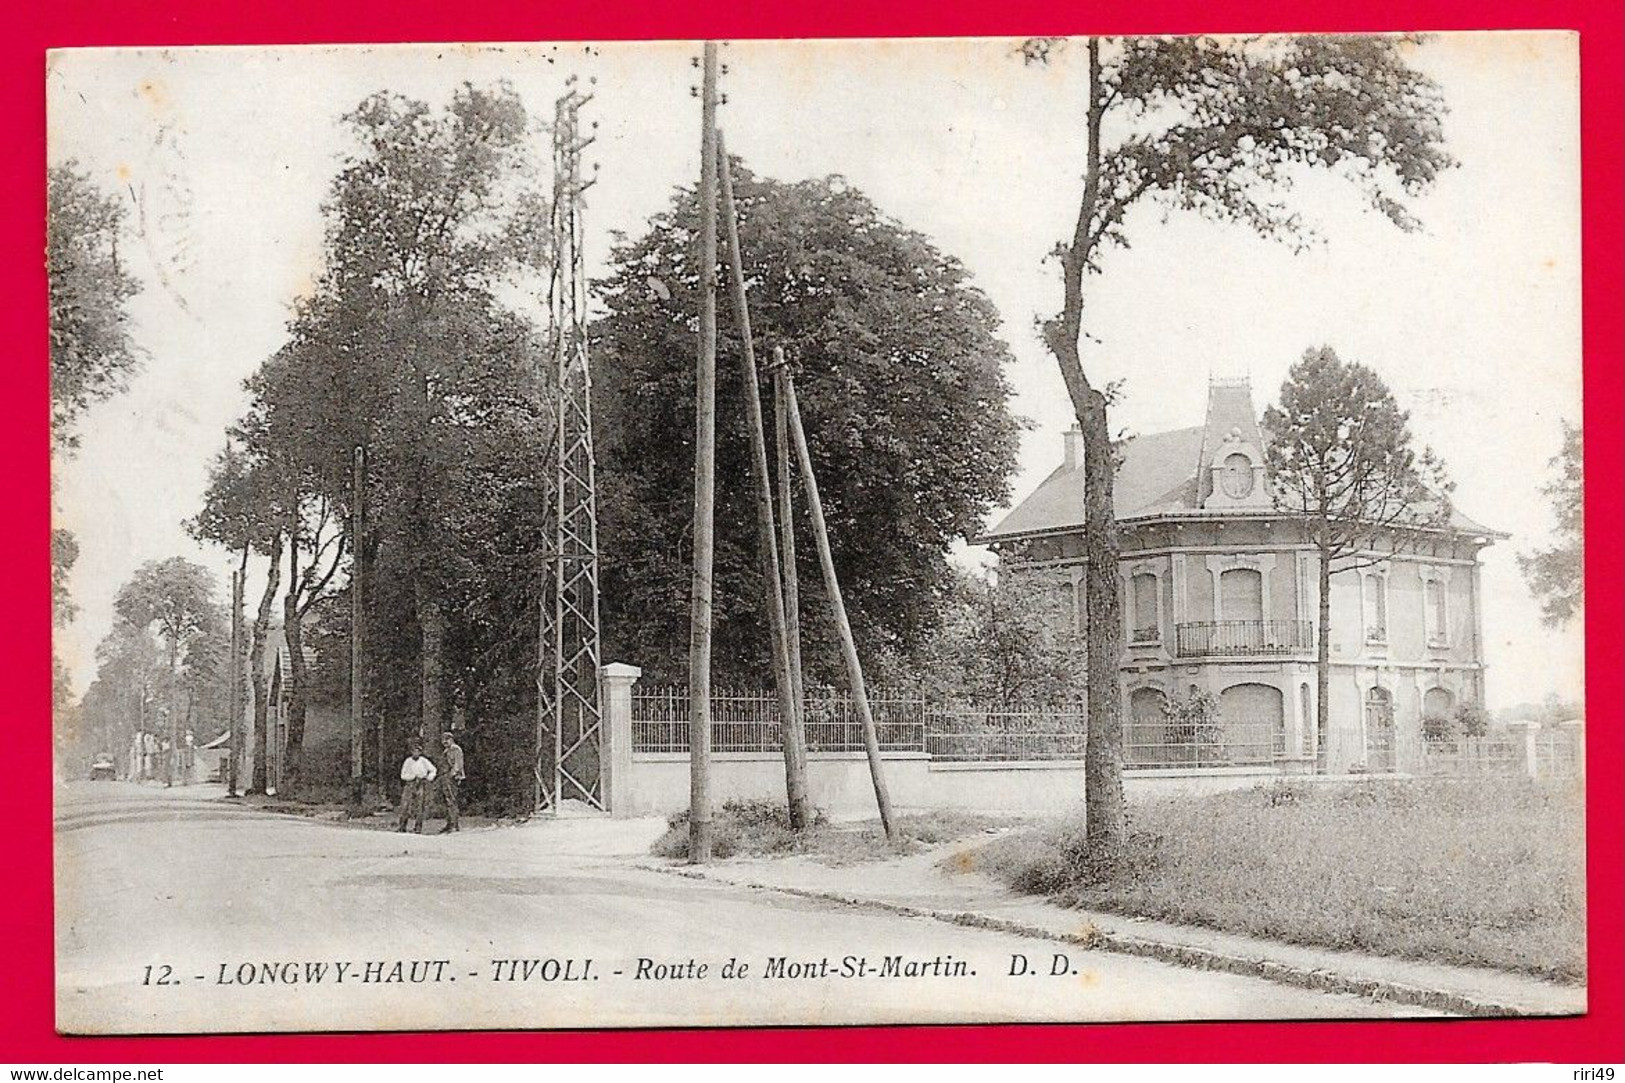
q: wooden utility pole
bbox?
[350,445,366,809]
[227,565,243,796]
[771,347,806,729]
[688,41,720,864]
[717,133,813,829]
[782,368,898,842]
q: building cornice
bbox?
[975,510,1509,549]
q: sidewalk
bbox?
[644,838,1587,1018]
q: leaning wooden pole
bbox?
[772,348,807,727]
[783,368,898,842]
[349,445,366,810]
[688,41,720,864]
[717,132,813,829]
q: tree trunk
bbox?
[350,447,366,809]
[1079,391,1125,853]
[1316,548,1333,773]
[1048,38,1125,854]
[418,592,446,748]
[249,534,283,795]
[282,523,308,792]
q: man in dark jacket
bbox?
[438,731,466,834]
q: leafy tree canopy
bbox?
[892,569,1082,707]
[113,557,220,668]
[48,162,143,453]
[1519,421,1582,626]
[1263,346,1451,559]
[592,163,1023,682]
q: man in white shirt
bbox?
[396,738,438,834]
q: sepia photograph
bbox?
[46,32,1588,1036]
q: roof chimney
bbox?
[1063,425,1085,470]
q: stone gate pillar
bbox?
[599,663,642,815]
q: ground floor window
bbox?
[1218,682,1285,764]
[1126,687,1170,766]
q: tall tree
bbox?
[113,558,220,684]
[189,85,553,805]
[1023,35,1452,851]
[189,430,286,794]
[77,620,167,773]
[236,353,352,790]
[1519,421,1583,626]
[112,558,222,781]
[292,83,549,763]
[47,162,143,453]
[48,162,145,718]
[593,163,1022,683]
[1263,346,1452,759]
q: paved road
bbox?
[56,781,1430,1034]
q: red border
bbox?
[7,0,1621,1064]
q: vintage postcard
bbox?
[48,33,1586,1035]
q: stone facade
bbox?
[979,380,1503,775]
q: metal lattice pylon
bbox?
[537,78,604,814]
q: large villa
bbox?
[979,379,1504,776]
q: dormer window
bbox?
[1203,425,1268,510]
[1220,452,1255,499]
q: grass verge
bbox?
[652,798,1015,865]
[966,778,1586,983]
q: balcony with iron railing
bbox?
[1174,619,1314,658]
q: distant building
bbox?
[978,379,1504,775]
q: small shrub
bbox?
[1260,780,1306,806]
[652,799,829,861]
[1161,690,1224,763]
[1421,713,1455,742]
[1453,700,1490,738]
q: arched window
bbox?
[1130,573,1159,643]
[1219,567,1264,622]
[1365,686,1396,772]
[1423,687,1454,719]
[1219,682,1285,764]
[1126,687,1168,767]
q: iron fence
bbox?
[1419,735,1522,777]
[1534,727,1585,778]
[630,687,925,754]
[1122,719,1283,768]
[632,688,1289,766]
[1175,620,1314,658]
[925,705,1087,762]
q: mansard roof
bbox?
[978,379,1499,543]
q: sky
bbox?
[47,33,1583,708]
